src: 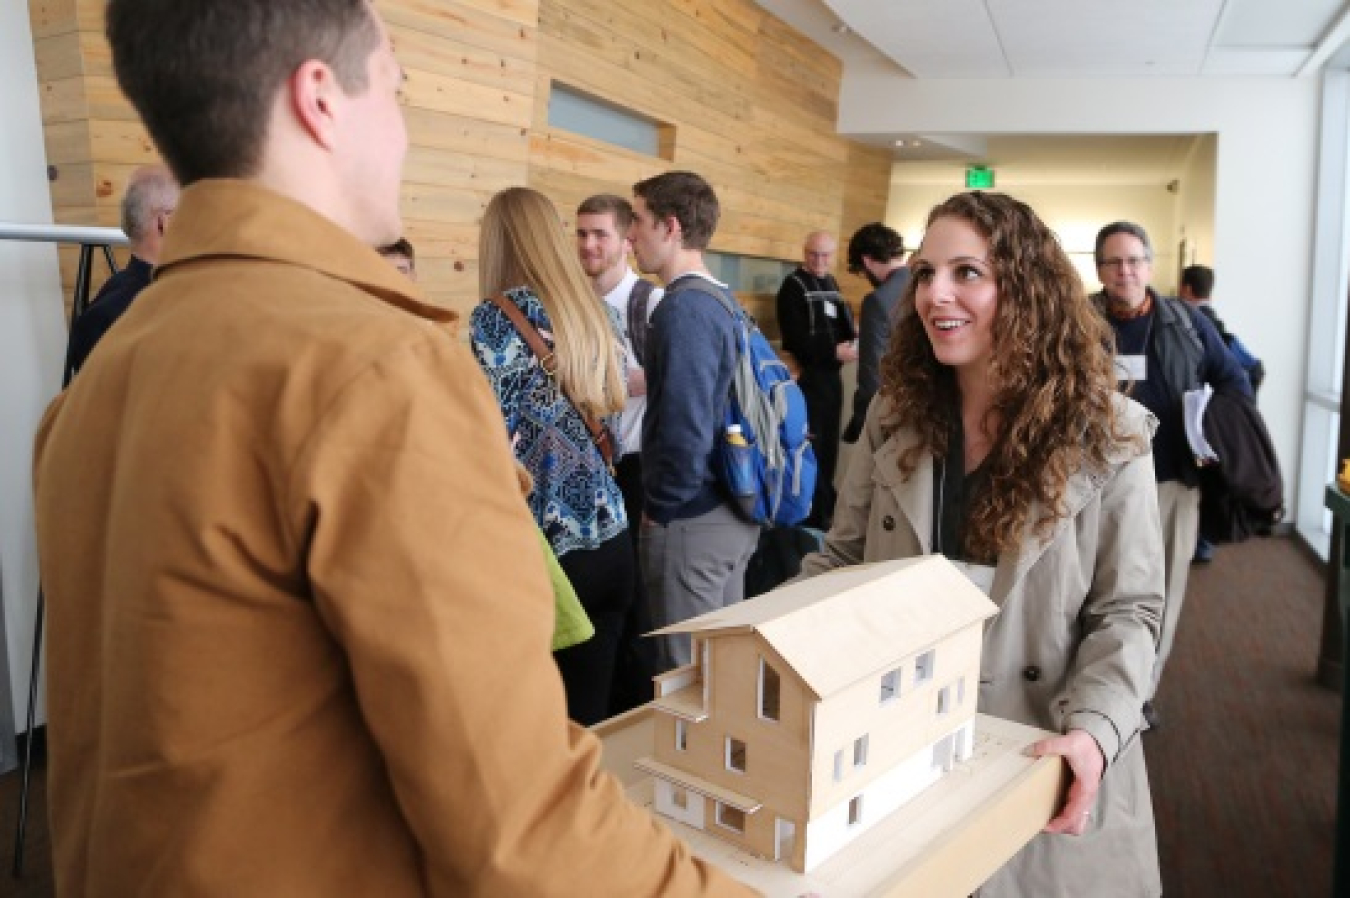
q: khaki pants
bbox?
[1153,480,1200,696]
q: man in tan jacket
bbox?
[32,1,750,895]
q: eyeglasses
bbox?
[1099,256,1150,270]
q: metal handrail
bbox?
[0,222,127,246]
[4,222,124,878]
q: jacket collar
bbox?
[155,179,456,327]
[873,408,1145,605]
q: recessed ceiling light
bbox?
[894,139,906,147]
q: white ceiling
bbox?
[756,0,1350,177]
[768,0,1350,80]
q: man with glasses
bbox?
[1093,221,1251,730]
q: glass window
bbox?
[915,649,935,685]
[879,668,900,703]
[717,803,746,832]
[759,658,781,721]
[726,737,747,773]
[546,82,666,158]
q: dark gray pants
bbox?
[640,503,760,671]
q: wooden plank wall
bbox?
[27,0,889,324]
[530,0,889,325]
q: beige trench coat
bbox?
[801,392,1164,898]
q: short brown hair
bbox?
[847,223,905,274]
[576,195,634,233]
[1094,221,1153,266]
[632,171,719,250]
[107,0,381,185]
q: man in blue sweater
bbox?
[629,171,761,670]
[1094,222,1252,729]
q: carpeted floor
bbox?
[0,535,1339,896]
[1147,535,1337,897]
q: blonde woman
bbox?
[470,186,631,725]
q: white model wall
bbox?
[842,75,1319,516]
[0,4,65,735]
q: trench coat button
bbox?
[1022,665,1041,682]
[882,515,896,531]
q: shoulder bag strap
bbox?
[486,293,614,469]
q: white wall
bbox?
[0,3,67,736]
[841,75,1320,516]
[1178,134,1218,271]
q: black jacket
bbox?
[69,256,153,373]
[1198,389,1284,542]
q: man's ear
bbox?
[288,59,343,151]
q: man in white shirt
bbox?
[576,193,663,712]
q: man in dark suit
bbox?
[68,164,178,372]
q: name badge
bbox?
[1114,354,1147,381]
[823,300,838,319]
[952,561,996,596]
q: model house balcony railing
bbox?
[651,663,708,721]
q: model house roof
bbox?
[651,556,998,699]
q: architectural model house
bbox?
[640,556,999,873]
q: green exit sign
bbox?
[966,166,995,189]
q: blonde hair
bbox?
[479,187,626,419]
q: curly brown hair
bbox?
[880,191,1135,560]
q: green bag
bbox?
[537,529,593,651]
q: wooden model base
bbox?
[593,706,1067,898]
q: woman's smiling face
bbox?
[911,216,999,377]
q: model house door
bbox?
[932,732,955,772]
[775,817,796,862]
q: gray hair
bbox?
[121,165,179,243]
[1093,221,1153,266]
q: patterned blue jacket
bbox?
[470,287,627,556]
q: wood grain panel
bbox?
[27,0,888,328]
[382,0,538,62]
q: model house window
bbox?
[716,803,746,833]
[726,737,747,773]
[848,795,864,826]
[915,649,935,685]
[879,667,901,704]
[853,734,869,769]
[958,676,966,705]
[671,787,688,810]
[759,658,781,722]
[675,719,688,752]
[833,749,845,782]
[936,685,951,715]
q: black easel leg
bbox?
[11,591,43,878]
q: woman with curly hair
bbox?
[471,186,632,726]
[800,191,1164,897]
